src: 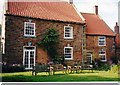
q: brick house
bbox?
[114,22,120,61]
[4,1,86,69]
[81,6,116,64]
[4,1,116,69]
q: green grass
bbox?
[1,70,119,82]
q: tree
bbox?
[37,28,59,63]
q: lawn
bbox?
[1,69,119,82]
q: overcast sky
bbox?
[74,0,119,31]
[0,0,119,31]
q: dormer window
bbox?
[24,22,35,37]
[98,36,106,46]
[64,26,73,39]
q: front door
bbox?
[86,53,92,64]
[23,47,36,69]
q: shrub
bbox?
[2,65,25,73]
[93,58,111,71]
[111,56,118,64]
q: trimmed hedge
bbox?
[2,65,25,73]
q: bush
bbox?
[97,63,110,71]
[111,56,118,64]
[2,65,25,73]
[93,58,111,71]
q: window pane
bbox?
[65,48,71,53]
[65,54,71,58]
[99,37,105,46]
[25,22,35,36]
[100,55,106,61]
[87,57,91,63]
[64,47,72,59]
[64,26,72,38]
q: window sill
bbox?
[24,35,36,38]
[64,37,73,40]
[98,45,106,46]
[101,60,107,62]
[64,58,73,60]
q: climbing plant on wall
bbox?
[37,28,60,63]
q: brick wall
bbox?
[5,15,83,65]
[116,49,120,60]
[86,35,115,62]
[116,34,120,61]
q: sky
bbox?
[74,0,119,31]
[0,0,119,31]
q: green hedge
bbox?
[2,65,25,73]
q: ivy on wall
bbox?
[37,28,60,63]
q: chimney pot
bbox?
[95,5,98,15]
[69,0,73,4]
[116,22,118,26]
[114,22,119,34]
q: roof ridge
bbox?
[72,5,85,23]
[8,0,68,2]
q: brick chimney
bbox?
[114,22,119,34]
[95,5,98,15]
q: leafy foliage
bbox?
[92,58,111,71]
[2,65,25,73]
[37,28,60,63]
[110,56,118,64]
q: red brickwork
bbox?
[86,35,115,62]
[5,15,83,65]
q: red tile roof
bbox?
[81,13,115,36]
[7,2,83,23]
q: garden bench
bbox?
[32,63,53,76]
[67,65,82,73]
[80,64,93,72]
[52,64,67,74]
[65,62,81,73]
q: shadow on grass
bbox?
[2,74,119,82]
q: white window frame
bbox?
[23,46,36,70]
[64,26,73,39]
[98,36,106,46]
[99,49,107,62]
[24,22,36,37]
[64,47,73,60]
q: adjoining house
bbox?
[81,6,116,64]
[3,0,117,70]
[114,22,120,61]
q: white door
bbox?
[23,47,35,69]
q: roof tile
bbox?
[81,13,115,36]
[7,2,83,23]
